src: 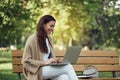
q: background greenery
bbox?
[0,0,120,80]
[0,0,120,50]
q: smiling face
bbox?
[44,21,56,35]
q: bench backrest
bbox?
[12,50,120,73]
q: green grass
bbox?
[0,50,120,80]
[0,62,22,80]
[0,68,24,80]
[0,50,11,58]
[0,50,24,80]
[0,69,20,80]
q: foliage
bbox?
[80,0,120,49]
[52,1,90,49]
[0,0,30,48]
[0,0,120,50]
[95,0,120,49]
[0,0,41,49]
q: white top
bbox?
[43,38,50,61]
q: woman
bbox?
[22,15,78,80]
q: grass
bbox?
[0,69,19,80]
[0,50,24,80]
[0,63,24,80]
[0,50,120,80]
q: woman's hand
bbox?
[56,58,62,63]
[42,58,62,66]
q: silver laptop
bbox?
[48,46,82,66]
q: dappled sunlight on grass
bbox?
[0,63,12,70]
[0,62,24,80]
[0,69,21,80]
[0,51,24,80]
[0,57,11,63]
[0,51,11,58]
[0,60,17,80]
[99,72,113,78]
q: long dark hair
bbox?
[36,15,56,53]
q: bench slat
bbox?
[54,50,118,57]
[12,50,23,57]
[80,50,118,56]
[13,65,120,73]
[13,65,23,73]
[12,57,119,65]
[12,58,22,64]
[12,50,118,57]
[73,65,120,71]
[77,57,119,64]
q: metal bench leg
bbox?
[112,71,116,77]
[17,73,21,80]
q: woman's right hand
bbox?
[43,58,58,66]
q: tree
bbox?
[1,0,120,50]
[95,0,120,49]
[0,0,41,49]
[80,0,120,49]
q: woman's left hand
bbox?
[56,58,62,63]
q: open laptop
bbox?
[48,46,82,66]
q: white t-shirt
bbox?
[43,38,50,61]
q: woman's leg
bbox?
[61,64,78,80]
[52,74,69,80]
[42,64,78,80]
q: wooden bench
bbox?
[12,50,120,80]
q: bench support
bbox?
[17,73,21,80]
[112,71,116,77]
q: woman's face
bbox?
[44,21,56,35]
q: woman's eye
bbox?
[50,25,54,28]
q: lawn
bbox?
[0,50,120,80]
[0,50,24,80]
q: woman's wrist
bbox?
[41,61,47,67]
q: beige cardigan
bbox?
[21,33,56,80]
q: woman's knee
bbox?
[67,63,72,66]
[60,74,69,80]
[64,64,73,69]
[52,74,69,80]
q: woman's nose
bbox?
[51,27,54,31]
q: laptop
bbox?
[48,46,82,66]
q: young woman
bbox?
[22,15,78,80]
